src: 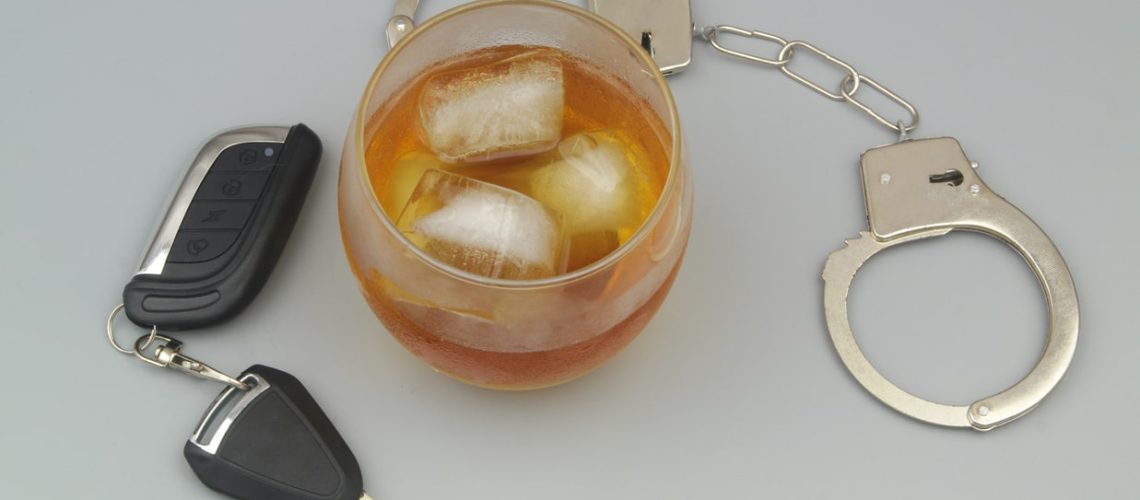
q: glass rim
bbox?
[351,0,683,290]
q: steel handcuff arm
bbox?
[822,138,1078,431]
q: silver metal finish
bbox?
[136,126,288,277]
[189,373,269,455]
[698,25,919,136]
[777,40,860,101]
[105,303,156,355]
[705,26,788,67]
[133,333,249,390]
[588,0,693,75]
[895,120,911,142]
[842,74,919,134]
[385,0,420,48]
[822,137,1079,431]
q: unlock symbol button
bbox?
[169,230,240,263]
[186,238,210,256]
[195,171,270,201]
[221,179,242,196]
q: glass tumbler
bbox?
[339,0,692,390]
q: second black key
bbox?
[185,365,370,500]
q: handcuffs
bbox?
[384,0,1080,431]
[822,138,1079,431]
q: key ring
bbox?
[106,303,157,355]
[108,304,247,389]
[821,138,1079,431]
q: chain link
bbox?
[698,25,919,135]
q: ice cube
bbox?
[397,169,566,280]
[419,51,564,162]
[529,131,644,236]
[525,131,650,269]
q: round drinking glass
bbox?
[339,0,691,390]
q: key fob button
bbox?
[180,201,256,231]
[169,230,241,263]
[215,142,280,171]
[195,171,271,201]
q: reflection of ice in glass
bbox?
[419,51,564,162]
[381,151,446,216]
[397,170,566,280]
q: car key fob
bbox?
[185,365,367,500]
[123,124,320,330]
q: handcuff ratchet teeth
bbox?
[822,137,1079,431]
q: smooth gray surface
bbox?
[2,1,1137,498]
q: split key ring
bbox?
[822,137,1079,431]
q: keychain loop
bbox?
[106,303,157,355]
[133,333,174,368]
[134,333,249,390]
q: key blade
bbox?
[185,365,364,500]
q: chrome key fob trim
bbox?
[190,373,272,455]
[137,127,290,277]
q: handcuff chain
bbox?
[697,25,919,136]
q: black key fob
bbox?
[123,124,320,330]
[185,365,364,500]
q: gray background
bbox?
[2,0,1137,498]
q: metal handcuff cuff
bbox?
[388,0,1079,431]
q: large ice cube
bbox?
[529,131,644,237]
[525,131,649,270]
[397,169,566,280]
[419,51,564,162]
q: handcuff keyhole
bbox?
[929,169,964,186]
[641,31,655,57]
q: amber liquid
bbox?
[349,45,676,389]
[352,264,681,389]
